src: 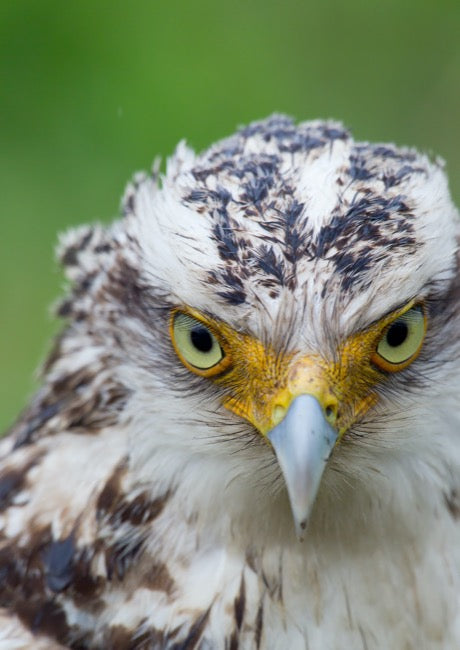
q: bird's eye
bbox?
[171,312,228,375]
[372,305,426,372]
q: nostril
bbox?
[324,403,338,424]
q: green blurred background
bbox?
[1,0,459,432]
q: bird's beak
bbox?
[267,394,338,540]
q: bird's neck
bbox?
[130,439,444,561]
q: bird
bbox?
[0,114,459,649]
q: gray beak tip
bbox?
[268,394,338,538]
[295,518,308,542]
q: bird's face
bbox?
[170,301,427,436]
[167,294,429,536]
[90,117,460,538]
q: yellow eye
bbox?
[170,312,230,376]
[372,305,426,372]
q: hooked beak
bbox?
[267,394,338,540]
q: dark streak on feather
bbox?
[172,607,211,650]
[109,619,182,650]
[105,536,145,581]
[70,549,106,607]
[234,575,246,631]
[228,630,239,650]
[0,452,43,510]
[96,462,127,515]
[97,465,169,529]
[0,525,74,643]
[106,624,134,649]
[43,533,76,592]
[255,600,264,649]
[313,193,417,289]
[10,360,130,448]
[60,229,93,267]
[141,562,175,595]
[444,489,460,520]
[95,465,171,582]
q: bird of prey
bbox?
[1,115,459,649]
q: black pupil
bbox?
[190,326,214,353]
[386,321,408,347]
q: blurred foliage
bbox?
[1,0,459,431]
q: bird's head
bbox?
[56,116,460,542]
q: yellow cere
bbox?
[170,302,427,440]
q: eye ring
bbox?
[371,303,427,372]
[169,310,232,377]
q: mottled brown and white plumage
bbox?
[1,115,460,649]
